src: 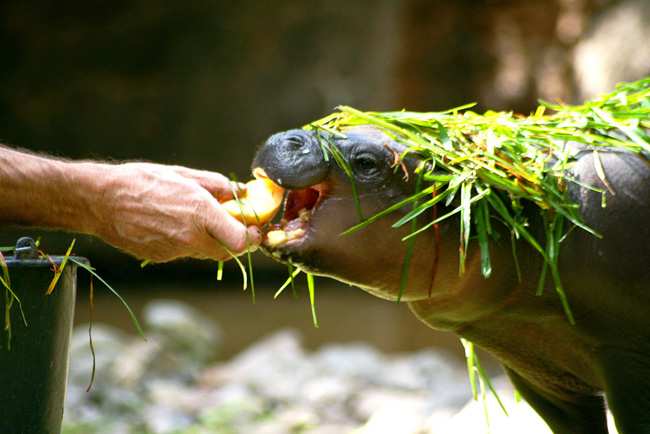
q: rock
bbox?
[352,388,430,422]
[67,323,132,388]
[219,328,313,402]
[142,404,193,434]
[63,300,500,434]
[306,424,363,434]
[354,403,427,434]
[275,405,320,431]
[66,323,144,424]
[430,380,552,434]
[430,377,621,434]
[301,375,358,408]
[384,348,468,393]
[141,299,223,373]
[196,395,268,433]
[312,342,385,383]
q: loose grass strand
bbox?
[274,266,302,299]
[70,258,146,341]
[45,239,75,295]
[397,170,425,303]
[86,276,96,392]
[462,338,508,417]
[226,181,257,302]
[307,273,318,328]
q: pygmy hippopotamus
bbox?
[252,125,650,434]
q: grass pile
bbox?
[305,77,650,323]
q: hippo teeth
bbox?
[283,187,320,220]
[263,184,323,248]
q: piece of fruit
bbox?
[265,229,289,247]
[221,168,284,226]
[265,228,306,248]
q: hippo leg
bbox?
[598,348,650,434]
[503,367,607,434]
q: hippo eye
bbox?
[353,155,379,175]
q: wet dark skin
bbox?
[253,126,650,434]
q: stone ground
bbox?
[64,299,615,434]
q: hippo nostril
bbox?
[282,137,305,150]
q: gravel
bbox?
[63,299,558,434]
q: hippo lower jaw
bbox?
[262,182,326,251]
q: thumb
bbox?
[205,204,262,257]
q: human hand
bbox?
[91,162,261,263]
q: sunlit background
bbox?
[0,1,648,432]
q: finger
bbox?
[172,166,244,199]
[245,225,262,253]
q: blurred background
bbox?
[1,0,649,364]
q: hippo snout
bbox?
[253,129,329,190]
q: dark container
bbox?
[0,237,88,434]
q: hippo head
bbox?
[253,126,466,302]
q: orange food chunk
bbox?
[221,168,284,226]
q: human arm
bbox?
[0,145,261,262]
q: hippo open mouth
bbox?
[252,129,333,251]
[263,183,326,248]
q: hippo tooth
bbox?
[266,230,288,247]
[287,228,305,240]
[298,208,311,222]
